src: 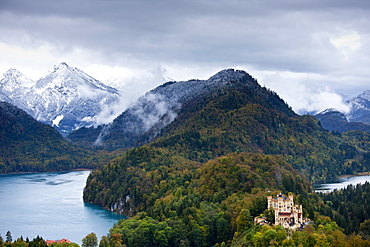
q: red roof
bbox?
[278,212,292,216]
[46,239,72,245]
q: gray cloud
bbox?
[0,1,368,65]
[1,0,370,113]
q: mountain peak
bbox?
[208,68,247,78]
[52,62,70,72]
[317,108,340,115]
[208,69,257,87]
[3,68,23,78]
[40,62,93,88]
[0,68,35,90]
[356,90,370,100]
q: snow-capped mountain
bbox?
[0,68,35,92]
[347,90,370,125]
[315,90,370,133]
[0,63,120,135]
[0,68,36,114]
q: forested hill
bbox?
[83,69,370,214]
[82,70,370,246]
[0,101,92,173]
[68,69,295,150]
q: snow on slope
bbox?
[90,69,259,148]
[346,90,370,125]
[0,63,120,135]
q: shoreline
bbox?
[0,168,93,176]
[338,172,370,179]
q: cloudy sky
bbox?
[1,0,370,114]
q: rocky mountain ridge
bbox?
[3,62,370,137]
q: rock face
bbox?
[0,63,120,135]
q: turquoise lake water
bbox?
[0,170,125,245]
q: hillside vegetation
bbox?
[0,101,94,173]
[103,152,313,246]
[83,71,370,246]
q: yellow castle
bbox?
[267,193,303,229]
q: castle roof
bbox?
[271,193,291,201]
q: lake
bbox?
[315,175,370,193]
[0,170,125,245]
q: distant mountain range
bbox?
[315,108,370,133]
[347,90,370,124]
[2,63,370,137]
[315,91,370,133]
[0,62,119,135]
